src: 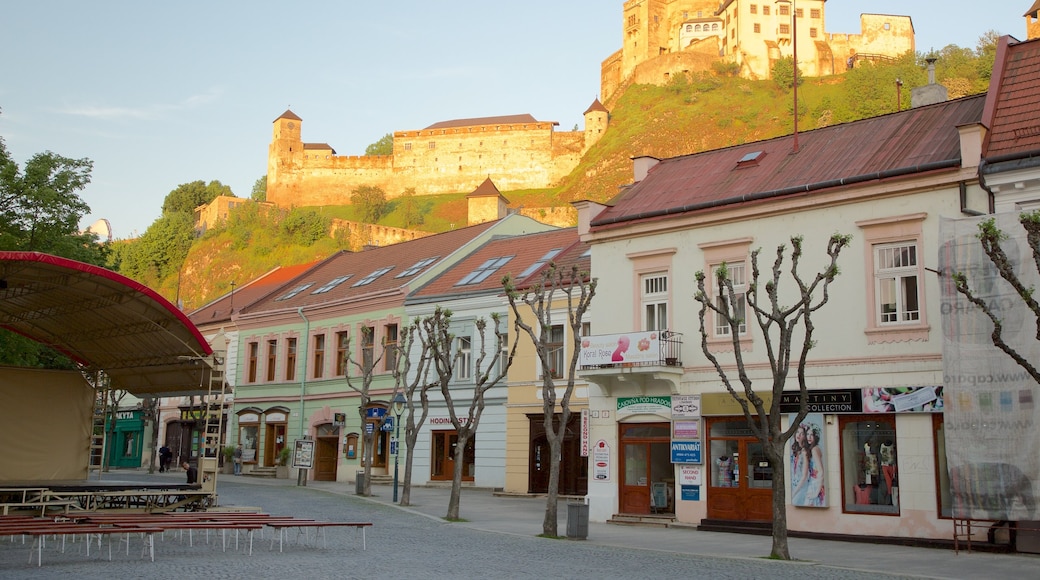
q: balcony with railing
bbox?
[578,330,684,396]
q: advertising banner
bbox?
[580,331,661,366]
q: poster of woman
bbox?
[789,413,827,507]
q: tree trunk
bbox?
[768,442,791,559]
[400,425,416,506]
[543,433,563,536]
[446,432,470,520]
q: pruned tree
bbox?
[391,317,434,506]
[421,306,515,520]
[693,233,849,560]
[342,326,386,496]
[504,262,596,537]
[951,213,1040,384]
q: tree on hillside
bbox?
[391,318,434,506]
[505,262,596,537]
[351,185,389,223]
[771,57,803,90]
[421,307,515,520]
[115,211,195,289]
[693,233,850,560]
[161,180,233,215]
[397,187,427,228]
[365,133,394,156]
[251,175,267,201]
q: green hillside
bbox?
[161,48,995,309]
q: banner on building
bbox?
[940,214,1040,520]
[580,331,661,366]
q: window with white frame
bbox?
[641,273,669,331]
[874,242,920,324]
[455,336,472,380]
[713,262,748,336]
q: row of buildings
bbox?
[145,34,1040,546]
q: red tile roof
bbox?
[425,114,540,130]
[188,261,321,325]
[239,220,504,314]
[409,228,581,301]
[983,36,1040,158]
[591,95,985,230]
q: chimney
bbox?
[632,156,661,182]
[911,57,948,108]
[956,123,987,169]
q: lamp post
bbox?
[391,391,407,503]
[896,78,903,112]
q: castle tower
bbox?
[1028,1,1040,40]
[466,177,510,226]
[267,110,304,207]
[583,99,610,153]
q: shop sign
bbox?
[617,396,671,417]
[778,386,943,414]
[672,395,700,418]
[678,465,702,486]
[672,420,699,439]
[292,439,314,469]
[779,389,862,414]
[580,409,590,457]
[580,331,661,365]
[670,440,701,464]
[680,485,701,501]
[592,439,610,481]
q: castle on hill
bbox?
[600,0,914,100]
[266,101,609,210]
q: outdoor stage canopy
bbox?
[0,251,214,396]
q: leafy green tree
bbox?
[116,212,195,286]
[250,175,267,201]
[365,133,393,156]
[0,129,105,368]
[279,207,330,246]
[351,185,389,223]
[397,187,427,228]
[161,180,233,215]
[771,57,803,90]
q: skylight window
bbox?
[456,256,514,286]
[518,248,563,279]
[736,151,765,167]
[352,266,394,287]
[275,282,315,301]
[395,256,439,278]
[311,275,352,294]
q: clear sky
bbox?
[0,1,1028,239]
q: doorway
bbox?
[315,436,338,481]
[618,423,673,515]
[431,430,474,481]
[706,417,773,521]
[264,422,287,467]
[528,413,588,495]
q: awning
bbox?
[0,251,215,396]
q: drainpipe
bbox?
[297,307,310,486]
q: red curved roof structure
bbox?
[0,252,214,396]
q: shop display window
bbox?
[840,415,898,514]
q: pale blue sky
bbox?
[0,1,1027,238]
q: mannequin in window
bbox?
[879,441,897,505]
[862,442,879,485]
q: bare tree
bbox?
[342,326,385,496]
[391,317,433,506]
[504,262,596,537]
[141,396,161,474]
[951,213,1040,384]
[693,234,849,560]
[422,306,515,520]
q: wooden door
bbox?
[315,436,338,481]
[264,423,286,466]
[431,431,457,481]
[706,418,773,522]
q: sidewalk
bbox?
[279,475,1040,580]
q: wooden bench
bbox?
[264,520,373,552]
[0,521,162,566]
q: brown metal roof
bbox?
[188,261,321,326]
[239,220,505,314]
[983,36,1040,158]
[591,95,985,230]
[0,252,214,396]
[425,114,540,130]
[583,99,609,115]
[409,228,578,301]
[275,109,302,122]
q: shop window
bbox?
[247,342,258,383]
[840,415,899,515]
[934,414,953,517]
[237,413,259,463]
[313,334,326,379]
[344,433,359,459]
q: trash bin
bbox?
[355,470,365,495]
[567,501,589,540]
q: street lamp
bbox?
[391,391,407,503]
